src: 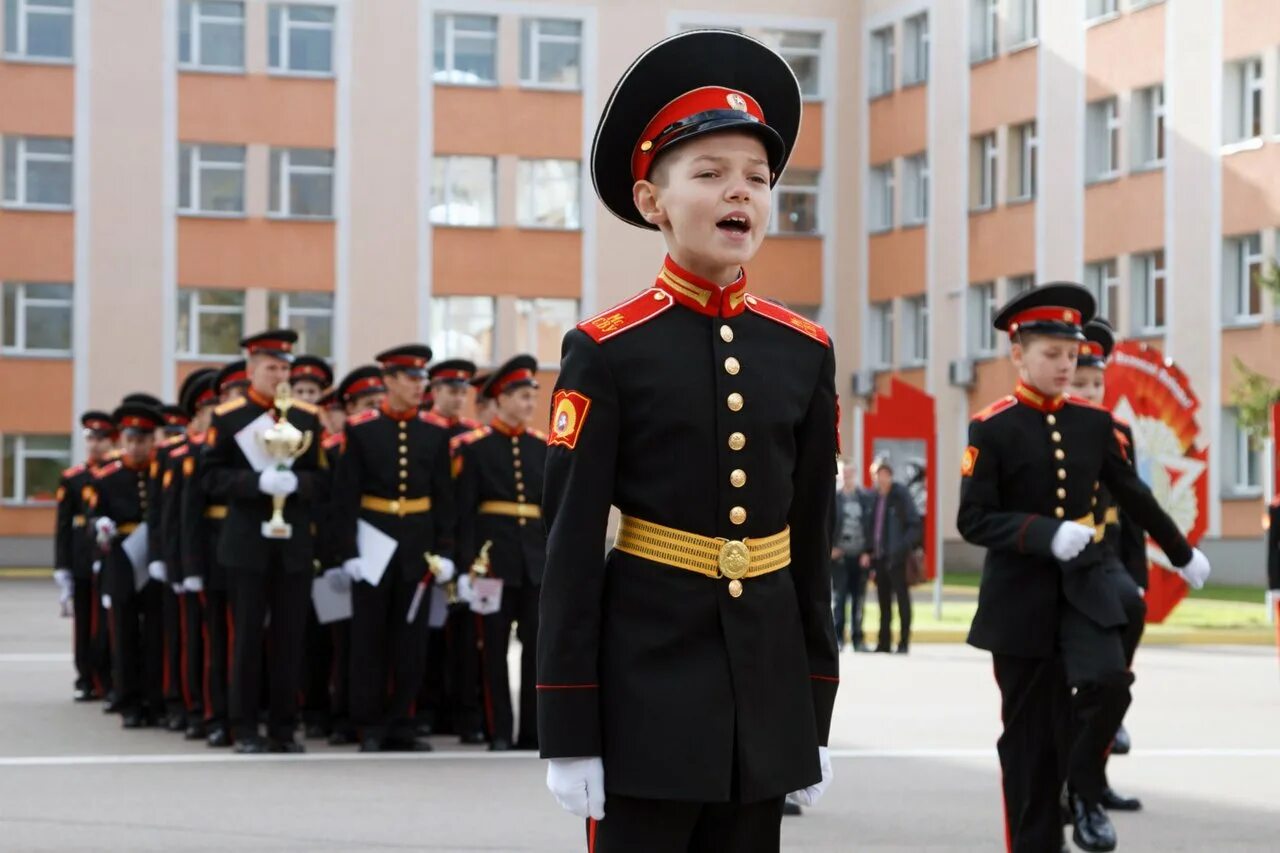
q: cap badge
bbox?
[726,92,748,112]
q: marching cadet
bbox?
[201,330,326,754]
[470,374,495,424]
[53,411,117,702]
[319,387,346,437]
[332,346,457,752]
[152,402,192,732]
[538,29,839,851]
[1069,319,1148,813]
[290,355,332,406]
[455,355,546,752]
[90,402,165,728]
[181,360,249,747]
[957,284,1211,853]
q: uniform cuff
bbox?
[810,674,839,746]
[536,683,601,758]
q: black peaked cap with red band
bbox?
[429,359,478,386]
[181,371,218,416]
[112,402,162,435]
[993,282,1095,342]
[592,29,802,229]
[376,344,433,379]
[481,354,539,399]
[178,368,217,409]
[214,359,249,394]
[290,355,334,389]
[80,410,116,438]
[240,328,298,362]
[160,405,190,429]
[338,365,386,404]
[123,392,163,409]
[1079,319,1116,369]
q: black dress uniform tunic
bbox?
[55,460,105,696]
[538,256,840,804]
[150,433,188,728]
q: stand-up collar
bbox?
[380,401,418,422]
[654,255,748,318]
[1014,382,1067,414]
[247,387,275,410]
[490,417,525,438]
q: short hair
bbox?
[870,457,894,476]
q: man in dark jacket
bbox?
[861,458,922,653]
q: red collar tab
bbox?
[1078,342,1104,359]
[1014,383,1066,413]
[246,387,275,410]
[219,370,247,391]
[491,369,535,397]
[655,255,747,318]
[1008,306,1082,335]
[245,338,293,356]
[490,418,525,438]
[632,86,767,182]
[380,402,418,422]
[380,354,428,370]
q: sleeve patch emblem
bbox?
[549,390,592,450]
[961,445,979,477]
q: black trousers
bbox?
[832,555,868,646]
[350,570,432,741]
[72,576,95,691]
[180,592,204,723]
[229,560,309,742]
[446,605,483,734]
[110,578,165,716]
[417,624,450,730]
[873,555,912,649]
[162,584,185,720]
[587,794,784,853]
[302,605,333,730]
[479,582,538,745]
[90,573,113,694]
[200,588,231,730]
[1090,566,1147,793]
[329,621,353,736]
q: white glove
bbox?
[257,468,299,497]
[788,746,833,807]
[94,517,117,547]
[342,557,364,583]
[54,569,74,607]
[183,575,204,594]
[1177,548,1211,590]
[433,556,456,584]
[546,757,606,821]
[456,573,474,603]
[171,583,185,595]
[92,560,102,575]
[326,568,350,594]
[1050,522,1094,562]
[101,594,112,610]
[148,561,167,583]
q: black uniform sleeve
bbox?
[454,440,480,576]
[430,434,456,561]
[180,455,208,582]
[201,413,261,500]
[537,330,620,759]
[786,345,840,745]
[957,417,1060,557]
[162,458,184,574]
[1266,501,1279,591]
[146,453,164,564]
[330,427,362,565]
[1100,427,1192,569]
[54,472,73,570]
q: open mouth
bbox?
[717,214,751,234]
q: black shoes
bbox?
[234,737,269,754]
[184,721,207,741]
[488,738,512,752]
[73,686,95,702]
[304,722,329,739]
[894,645,909,654]
[1111,724,1131,755]
[206,726,232,748]
[383,736,433,752]
[1099,787,1142,812]
[327,729,356,746]
[459,730,487,745]
[269,738,306,754]
[1070,793,1118,852]
[873,645,891,654]
[359,737,384,753]
[121,711,147,729]
[165,713,187,733]
[514,739,539,752]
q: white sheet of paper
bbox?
[312,572,353,624]
[122,523,149,592]
[469,577,503,616]
[356,519,397,587]
[427,584,449,628]
[234,412,279,473]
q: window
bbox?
[766,30,822,98]
[971,0,998,63]
[519,18,580,88]
[1243,58,1264,140]
[1010,0,1038,45]
[2,135,72,209]
[868,163,894,232]
[903,13,929,86]
[178,1,245,71]
[2,282,71,355]
[1010,121,1037,200]
[1084,259,1120,322]
[970,133,997,210]
[1132,250,1165,333]
[178,143,245,215]
[1007,275,1034,301]
[1132,84,1165,167]
[267,291,333,358]
[516,159,580,229]
[968,282,997,355]
[433,13,497,85]
[903,295,928,363]
[1,434,69,504]
[1223,233,1263,324]
[772,168,820,234]
[430,156,496,227]
[903,153,928,225]
[1086,98,1120,182]
[268,4,333,74]
[516,298,579,367]
[3,0,72,60]
[430,296,495,364]
[176,288,244,357]
[1086,0,1118,20]
[869,301,894,369]
[1222,408,1262,494]
[869,26,894,98]
[1224,57,1264,144]
[269,148,333,218]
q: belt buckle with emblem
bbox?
[718,539,751,598]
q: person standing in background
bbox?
[861,459,922,654]
[832,464,869,652]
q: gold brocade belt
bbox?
[117,522,139,535]
[72,515,86,527]
[204,505,228,520]
[361,496,432,517]
[1072,513,1107,543]
[614,514,790,599]
[478,501,542,520]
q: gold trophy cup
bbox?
[258,381,313,539]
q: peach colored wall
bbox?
[434,87,582,159]
[968,358,1018,418]
[1085,3,1165,99]
[432,228,582,298]
[868,227,926,302]
[747,237,823,305]
[1220,326,1280,390]
[969,48,1037,133]
[1084,171,1165,259]
[0,212,74,280]
[0,507,56,536]
[0,361,73,431]
[1222,146,1280,235]
[178,219,335,290]
[0,63,73,135]
[896,368,926,391]
[869,85,927,164]
[968,203,1035,282]
[178,74,335,147]
[1223,0,1280,60]
[791,102,825,170]
[1221,498,1267,538]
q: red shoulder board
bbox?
[744,296,830,347]
[420,411,451,429]
[450,426,490,454]
[973,396,1017,422]
[527,427,548,442]
[170,444,190,459]
[94,460,123,479]
[62,463,86,479]
[348,409,380,427]
[578,288,674,343]
[321,431,345,450]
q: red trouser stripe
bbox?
[587,817,598,853]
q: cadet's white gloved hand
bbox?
[788,746,833,807]
[171,583,185,595]
[183,575,204,594]
[546,757,606,821]
[92,560,102,575]
[257,468,298,497]
[456,574,474,603]
[101,594,112,611]
[53,569,74,602]
[433,556,456,584]
[94,517,117,548]
[148,561,167,583]
[1050,522,1094,562]
[342,558,364,583]
[1178,548,1211,590]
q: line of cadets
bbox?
[53,328,548,754]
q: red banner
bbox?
[1103,342,1209,623]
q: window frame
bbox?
[433,13,498,87]
[1084,258,1120,323]
[868,162,894,233]
[1133,250,1166,334]
[768,29,823,100]
[869,25,894,98]
[268,147,334,220]
[3,0,73,63]
[1223,408,1263,496]
[971,0,999,64]
[2,281,73,356]
[903,294,928,365]
[902,12,929,86]
[770,167,821,236]
[178,143,246,216]
[1086,0,1119,23]
[1010,0,1038,48]
[2,134,73,210]
[968,282,997,357]
[869,300,895,370]
[1242,57,1264,141]
[431,155,498,228]
[267,290,334,358]
[516,158,581,231]
[972,132,997,211]
[1012,121,1038,201]
[518,17,581,90]
[178,0,246,73]
[1086,97,1121,183]
[514,296,580,370]
[903,152,928,225]
[1,433,70,506]
[267,2,335,77]
[429,295,496,365]
[1225,233,1263,325]
[176,288,246,360]
[1134,84,1166,168]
